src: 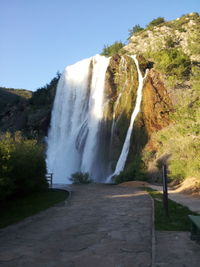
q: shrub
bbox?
[165,37,175,48]
[70,172,92,184]
[147,17,165,27]
[101,41,125,57]
[114,156,147,184]
[0,132,47,200]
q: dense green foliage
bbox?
[0,132,48,201]
[70,172,92,184]
[101,41,125,57]
[146,188,198,230]
[0,189,68,228]
[147,17,165,27]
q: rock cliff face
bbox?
[100,55,173,172]
[142,69,172,134]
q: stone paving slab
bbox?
[0,184,153,267]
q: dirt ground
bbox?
[119,179,200,199]
[170,177,200,198]
[118,181,150,188]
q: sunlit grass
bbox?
[145,187,198,231]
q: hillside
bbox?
[0,74,59,138]
[123,12,200,190]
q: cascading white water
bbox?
[106,55,147,182]
[47,55,110,183]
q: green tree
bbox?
[128,24,144,39]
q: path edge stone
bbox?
[149,194,156,267]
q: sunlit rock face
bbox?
[47,54,172,184]
[142,69,172,134]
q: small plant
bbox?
[70,172,92,184]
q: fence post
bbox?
[162,164,169,217]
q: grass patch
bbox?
[145,187,198,231]
[0,189,69,228]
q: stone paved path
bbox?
[0,184,153,267]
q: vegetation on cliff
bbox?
[124,12,200,185]
[105,13,199,185]
[101,41,125,56]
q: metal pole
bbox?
[162,164,169,217]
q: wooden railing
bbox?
[46,173,53,187]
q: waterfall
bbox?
[47,54,147,184]
[106,55,147,182]
[46,55,110,183]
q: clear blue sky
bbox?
[0,0,199,91]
